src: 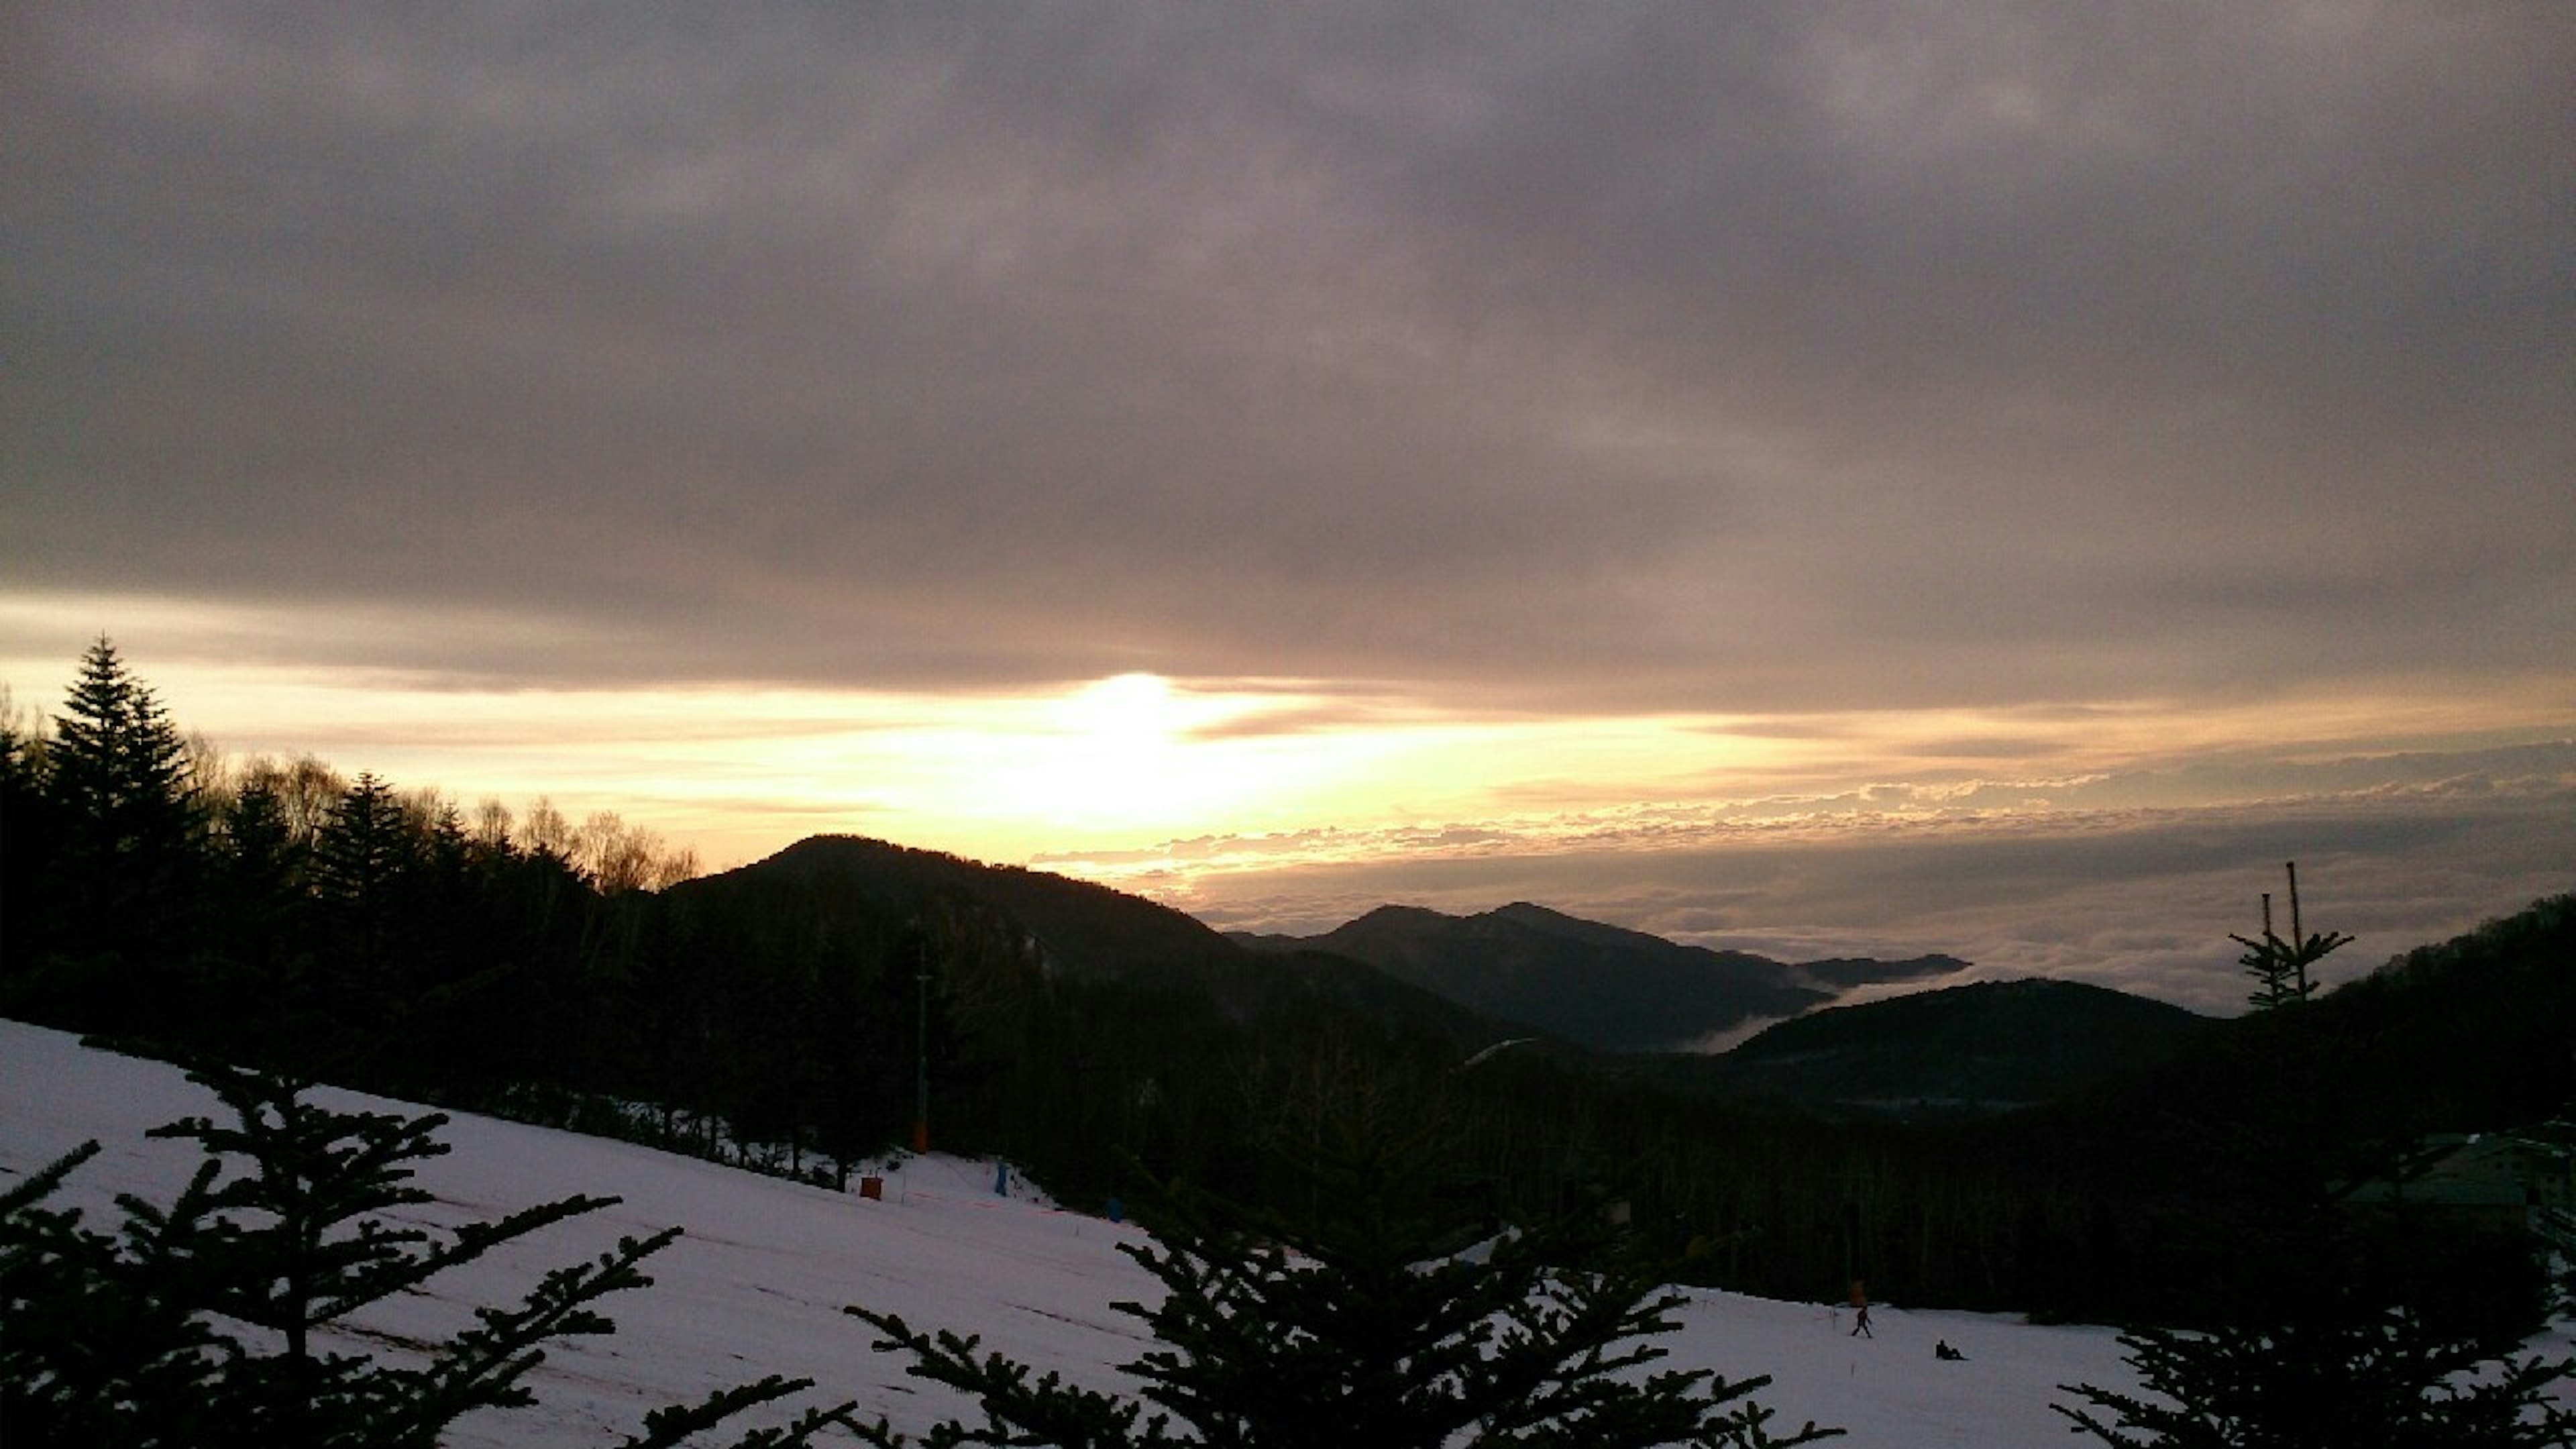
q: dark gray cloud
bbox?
[7,3,2569,709]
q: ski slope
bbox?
[0,1018,2136,1446]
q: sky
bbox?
[5,3,2571,1013]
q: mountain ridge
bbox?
[672,833,1509,1042]
[1678,977,2216,1114]
[1232,900,1969,1053]
[675,840,2226,1127]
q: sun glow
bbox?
[983,674,1380,842]
[1010,673,1200,825]
[9,594,2573,886]
[1067,672,1184,753]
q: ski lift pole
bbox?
[913,939,930,1154]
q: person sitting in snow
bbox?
[1935,1338,1966,1362]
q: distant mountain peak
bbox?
[1684,976,2214,1116]
[1350,903,1454,927]
[1242,901,1974,1054]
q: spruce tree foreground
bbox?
[0,1063,858,1449]
[843,1111,1839,1448]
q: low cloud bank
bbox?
[1104,749,2576,1016]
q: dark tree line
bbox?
[0,641,1344,1208]
[1,641,692,1104]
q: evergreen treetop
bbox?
[846,1108,1839,1448]
[45,636,198,843]
[33,637,208,979]
[2230,862,2353,1012]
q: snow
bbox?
[0,1017,2141,1445]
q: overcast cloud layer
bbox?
[11,3,2570,706]
[5,5,2572,1005]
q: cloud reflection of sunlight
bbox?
[5,602,2569,902]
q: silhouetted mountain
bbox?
[2071,892,2576,1159]
[1232,901,1965,1052]
[2000,894,2576,1330]
[2292,892,2576,1131]
[694,835,1241,985]
[1688,977,2213,1113]
[1798,955,1977,990]
[672,835,1510,1041]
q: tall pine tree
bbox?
[31,639,207,1022]
[312,771,413,983]
[213,776,309,972]
[202,775,326,1065]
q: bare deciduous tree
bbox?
[520,796,574,860]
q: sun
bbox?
[1065,672,1181,750]
[1054,674,1190,811]
[975,673,1404,846]
[994,673,1212,835]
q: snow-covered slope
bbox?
[0,1018,2135,1446]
